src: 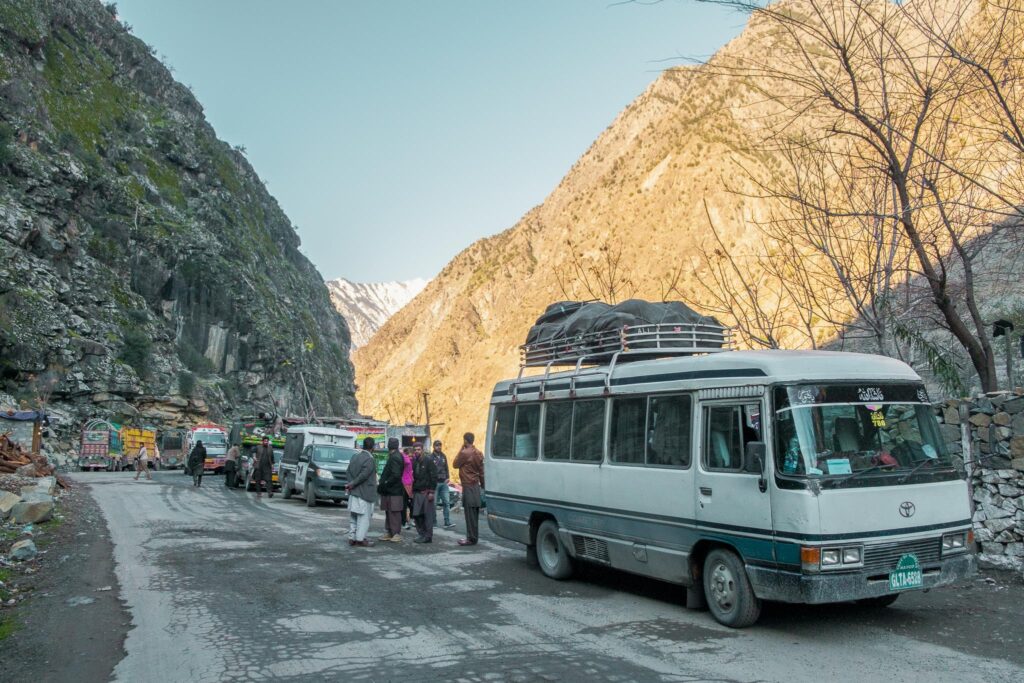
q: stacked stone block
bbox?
[935,392,1024,571]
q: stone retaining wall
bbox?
[934,391,1024,571]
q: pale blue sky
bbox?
[115,1,743,282]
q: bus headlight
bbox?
[842,547,862,564]
[805,545,864,571]
[942,531,968,555]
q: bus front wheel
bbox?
[536,520,573,580]
[703,549,761,628]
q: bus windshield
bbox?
[198,433,226,447]
[773,384,960,487]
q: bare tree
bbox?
[688,0,1024,391]
[555,239,639,304]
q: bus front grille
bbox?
[572,535,610,564]
[863,537,941,572]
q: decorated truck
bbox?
[122,426,157,469]
[79,419,123,471]
[159,429,187,469]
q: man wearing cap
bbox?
[252,436,275,500]
[430,440,454,529]
[378,437,406,542]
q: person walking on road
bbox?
[412,443,438,543]
[252,436,275,500]
[187,440,206,487]
[224,444,240,488]
[134,443,152,481]
[345,437,378,547]
[453,432,484,546]
[430,440,454,528]
[378,438,406,542]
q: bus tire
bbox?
[857,594,899,608]
[536,520,573,580]
[703,549,761,628]
[282,476,293,500]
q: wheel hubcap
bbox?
[709,562,736,611]
[539,532,559,569]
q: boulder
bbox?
[943,407,960,425]
[1004,396,1024,414]
[993,412,1012,427]
[34,476,57,495]
[969,413,992,428]
[1011,437,1024,459]
[9,539,37,562]
[10,499,54,524]
[19,491,53,504]
[15,463,37,477]
[0,491,21,518]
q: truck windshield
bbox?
[311,446,358,464]
[774,384,960,487]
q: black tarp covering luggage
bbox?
[524,299,724,364]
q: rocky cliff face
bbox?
[326,277,428,349]
[0,0,356,426]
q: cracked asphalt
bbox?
[47,471,1024,682]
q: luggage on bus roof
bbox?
[525,299,722,347]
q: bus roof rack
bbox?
[520,322,733,368]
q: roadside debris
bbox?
[0,434,55,477]
[9,539,37,562]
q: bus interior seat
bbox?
[833,417,861,452]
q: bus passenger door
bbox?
[696,401,774,563]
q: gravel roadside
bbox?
[0,478,128,683]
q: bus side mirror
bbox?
[744,442,768,492]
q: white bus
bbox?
[485,326,976,627]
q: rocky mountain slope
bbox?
[354,0,1022,443]
[327,277,428,348]
[0,0,356,426]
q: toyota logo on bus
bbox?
[899,501,916,518]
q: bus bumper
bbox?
[745,553,976,604]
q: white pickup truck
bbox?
[279,426,358,507]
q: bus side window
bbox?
[611,397,646,464]
[491,405,515,458]
[648,394,692,468]
[513,404,541,459]
[705,405,743,470]
[543,402,571,460]
[571,399,605,462]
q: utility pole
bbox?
[423,392,431,448]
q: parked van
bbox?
[486,323,975,628]
[280,426,357,506]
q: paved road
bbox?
[73,471,1022,682]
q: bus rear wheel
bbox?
[536,520,573,580]
[703,549,761,628]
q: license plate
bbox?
[889,554,923,591]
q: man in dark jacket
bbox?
[411,444,438,543]
[252,436,275,500]
[187,441,206,488]
[346,437,378,547]
[430,440,454,528]
[378,438,406,542]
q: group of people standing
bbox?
[345,433,484,548]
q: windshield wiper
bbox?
[898,459,943,484]
[832,464,885,488]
